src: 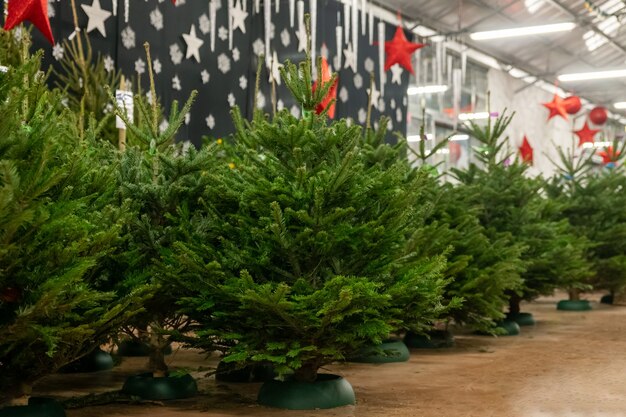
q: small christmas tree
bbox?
[454,111,591,316]
[0,34,146,408]
[171,43,448,385]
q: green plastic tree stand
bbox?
[215,361,276,383]
[404,330,455,348]
[0,398,66,417]
[60,348,114,373]
[122,373,197,400]
[349,340,410,363]
[475,320,520,336]
[116,340,172,357]
[258,374,355,410]
[557,300,592,311]
[508,312,536,326]
[600,294,613,305]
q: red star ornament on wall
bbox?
[312,57,338,119]
[4,0,54,44]
[384,26,425,74]
[542,94,568,121]
[574,121,600,147]
[519,136,533,164]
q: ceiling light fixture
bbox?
[406,134,434,142]
[450,134,469,141]
[458,112,495,121]
[407,85,449,95]
[558,69,626,82]
[470,22,576,40]
[614,102,626,109]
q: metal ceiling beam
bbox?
[462,0,518,32]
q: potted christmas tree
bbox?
[0,33,146,416]
[169,38,449,409]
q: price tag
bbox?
[115,89,134,130]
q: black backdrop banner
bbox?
[1,0,412,146]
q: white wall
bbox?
[487,69,587,178]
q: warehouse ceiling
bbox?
[376,0,626,111]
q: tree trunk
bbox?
[508,294,521,316]
[569,289,580,301]
[293,360,321,383]
[148,326,168,377]
[9,382,32,406]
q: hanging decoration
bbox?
[351,0,358,65]
[344,3,350,43]
[361,0,366,36]
[542,94,568,121]
[377,21,385,96]
[289,0,295,26]
[574,121,600,147]
[589,106,608,125]
[563,95,582,114]
[312,57,338,118]
[296,1,306,52]
[368,5,374,45]
[210,0,217,52]
[264,0,271,65]
[311,0,317,69]
[383,25,425,74]
[4,0,54,44]
[519,136,534,164]
[335,22,343,69]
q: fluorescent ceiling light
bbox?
[582,141,612,149]
[459,112,490,121]
[614,102,626,109]
[406,134,434,142]
[450,134,469,141]
[470,22,576,40]
[436,149,450,154]
[407,85,449,95]
[559,69,626,82]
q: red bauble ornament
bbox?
[542,94,568,121]
[4,0,54,45]
[563,96,582,115]
[574,121,600,147]
[384,26,425,74]
[589,107,608,125]
[312,57,338,119]
[1,287,22,303]
[519,135,533,164]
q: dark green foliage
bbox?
[454,111,591,311]
[0,32,146,405]
[171,51,448,382]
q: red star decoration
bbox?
[542,94,568,121]
[312,56,338,119]
[4,0,54,45]
[519,136,533,165]
[599,147,620,164]
[384,26,425,74]
[574,121,600,147]
[172,0,176,3]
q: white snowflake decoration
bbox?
[403,97,408,106]
[239,75,248,90]
[390,98,396,109]
[153,59,162,74]
[169,44,183,65]
[290,105,300,118]
[257,91,266,109]
[217,54,231,74]
[121,26,136,49]
[135,58,146,74]
[364,57,375,73]
[48,3,55,18]
[358,108,367,124]
[232,47,240,62]
[228,93,236,107]
[159,119,170,133]
[150,7,164,31]
[172,75,182,91]
[201,70,210,84]
[52,44,64,61]
[280,29,290,47]
[199,14,211,35]
[277,99,285,111]
[378,98,386,112]
[206,114,216,129]
[252,38,265,56]
[103,55,114,73]
[396,108,403,123]
[185,113,191,125]
[339,87,349,103]
[218,26,228,41]
[353,73,363,89]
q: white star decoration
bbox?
[344,43,357,73]
[368,83,381,110]
[390,64,403,85]
[81,0,111,37]
[268,51,283,86]
[182,25,204,63]
[295,25,307,53]
[231,0,248,34]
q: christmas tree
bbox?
[171,47,449,383]
[0,32,146,407]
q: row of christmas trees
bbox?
[2,26,626,412]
